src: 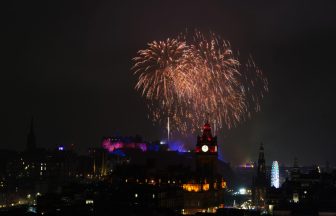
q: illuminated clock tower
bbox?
[195,122,218,177]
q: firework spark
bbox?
[132,38,195,134]
[132,31,268,135]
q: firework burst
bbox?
[132,31,268,136]
[132,38,196,134]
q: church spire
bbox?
[252,142,267,208]
[201,121,213,139]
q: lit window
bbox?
[85,200,94,205]
[239,188,247,195]
[202,184,210,191]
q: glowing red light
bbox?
[203,123,211,130]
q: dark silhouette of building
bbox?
[268,163,336,216]
[252,143,267,208]
[0,120,235,215]
[106,122,230,214]
[290,157,300,181]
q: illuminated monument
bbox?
[181,122,227,214]
[195,122,218,177]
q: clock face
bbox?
[201,145,209,152]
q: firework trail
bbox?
[185,31,244,129]
[132,30,268,136]
[132,38,196,134]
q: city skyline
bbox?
[2,0,336,166]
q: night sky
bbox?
[2,0,336,166]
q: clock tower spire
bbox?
[195,122,218,177]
